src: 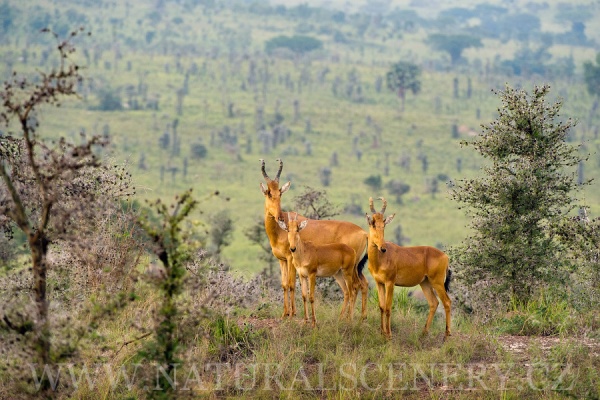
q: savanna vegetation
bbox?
[1,0,599,398]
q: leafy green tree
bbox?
[0,1,17,37]
[95,86,123,111]
[190,141,208,159]
[208,209,233,255]
[385,61,421,111]
[583,53,600,97]
[502,44,551,76]
[385,180,410,204]
[265,35,323,55]
[450,84,586,307]
[363,174,382,192]
[504,13,540,41]
[427,33,482,65]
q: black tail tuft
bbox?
[357,254,368,277]
[444,269,452,293]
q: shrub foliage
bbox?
[450,84,587,307]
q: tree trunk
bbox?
[30,234,50,365]
[398,88,405,112]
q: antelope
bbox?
[278,213,359,326]
[366,197,452,340]
[260,159,369,319]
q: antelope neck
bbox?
[265,210,285,236]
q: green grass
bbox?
[48,286,596,399]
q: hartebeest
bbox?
[366,197,452,339]
[260,159,369,319]
[278,213,359,326]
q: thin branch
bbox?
[113,332,152,359]
[0,161,31,235]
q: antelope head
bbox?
[366,197,395,253]
[277,212,307,253]
[260,159,291,221]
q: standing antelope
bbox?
[278,213,359,326]
[366,197,452,339]
[260,159,369,319]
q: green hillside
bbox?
[2,0,600,275]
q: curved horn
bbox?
[369,197,376,214]
[378,197,387,214]
[260,159,270,181]
[275,159,283,182]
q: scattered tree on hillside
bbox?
[95,85,123,111]
[363,174,382,192]
[208,209,234,256]
[385,61,421,111]
[502,44,551,76]
[583,53,600,98]
[385,180,410,204]
[265,35,323,55]
[0,1,17,36]
[450,84,588,307]
[426,33,482,66]
[504,13,541,41]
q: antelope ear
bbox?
[260,182,268,195]
[298,220,308,231]
[365,213,372,226]
[277,219,288,231]
[384,213,396,226]
[280,181,291,194]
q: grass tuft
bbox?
[497,291,576,336]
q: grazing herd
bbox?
[259,159,452,340]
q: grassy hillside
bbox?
[1,0,600,276]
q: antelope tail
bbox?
[357,253,368,278]
[444,269,452,293]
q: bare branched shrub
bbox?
[188,257,281,316]
[51,170,142,298]
[292,185,340,220]
[0,28,139,396]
